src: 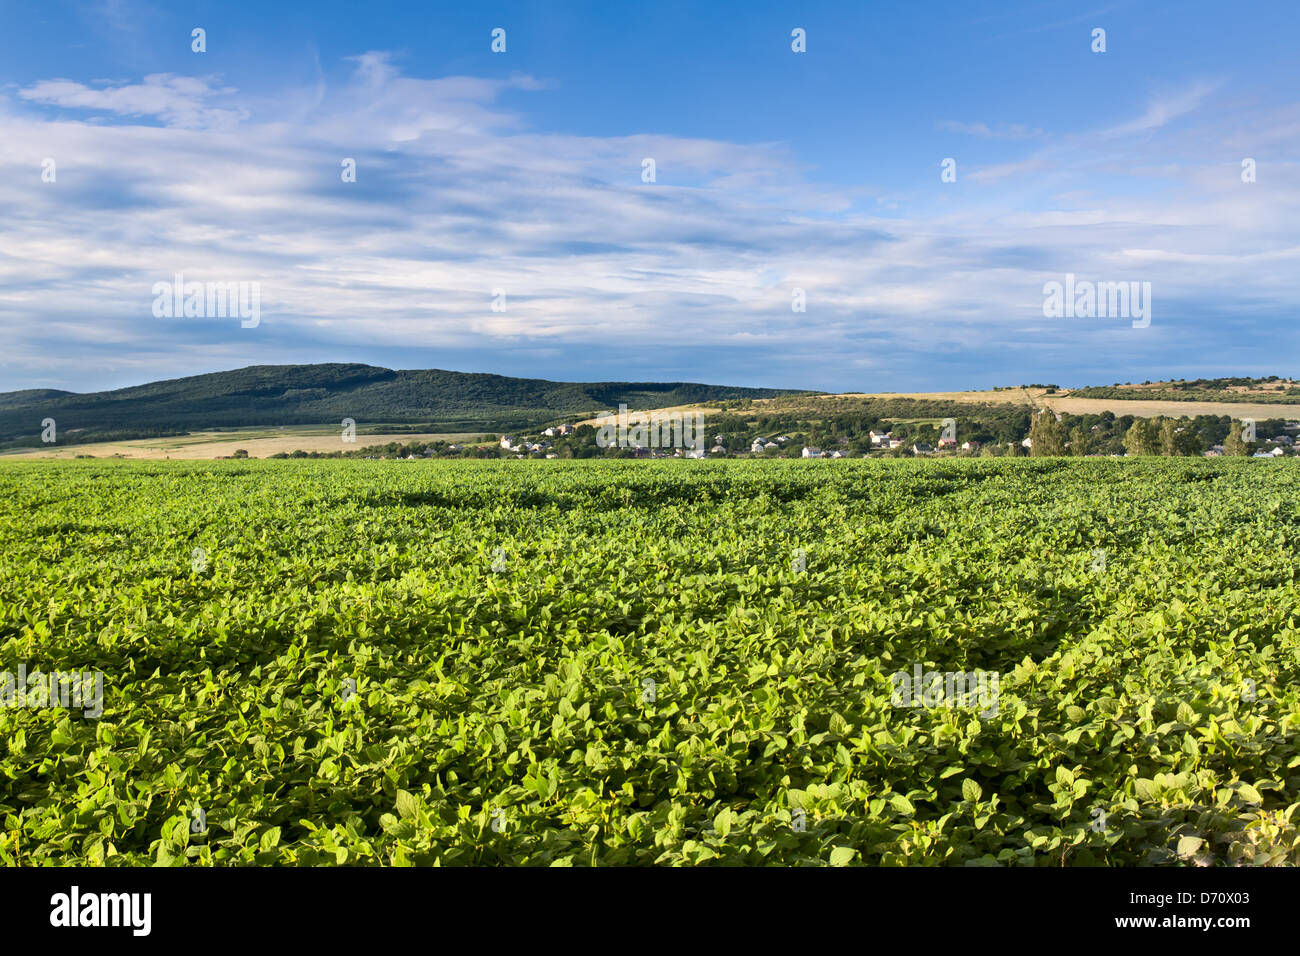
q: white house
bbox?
[802,446,823,458]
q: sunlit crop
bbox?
[1,458,1297,866]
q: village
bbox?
[417,415,1300,461]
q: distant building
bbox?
[802,447,823,458]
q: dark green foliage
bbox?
[1,458,1298,866]
[0,364,807,442]
[1074,377,1300,404]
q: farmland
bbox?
[1,458,1298,866]
[0,426,488,461]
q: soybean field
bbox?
[1,458,1298,866]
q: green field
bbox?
[1,458,1298,866]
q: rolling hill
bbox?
[0,364,808,445]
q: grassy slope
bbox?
[0,363,808,443]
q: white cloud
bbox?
[18,74,248,129]
[1101,80,1221,137]
[0,57,1297,391]
[938,121,1042,139]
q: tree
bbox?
[1028,411,1068,456]
[1068,425,1095,457]
[1159,418,1204,457]
[1123,419,1160,456]
[1223,421,1255,456]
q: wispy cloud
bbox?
[938,120,1043,140]
[19,74,247,128]
[1101,80,1222,137]
[967,158,1052,182]
[0,54,1296,392]
[987,2,1129,39]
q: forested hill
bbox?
[0,363,807,441]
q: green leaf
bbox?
[714,809,733,839]
[1236,783,1262,804]
[395,790,420,820]
[962,779,983,803]
[260,827,282,851]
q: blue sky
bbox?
[1,0,1298,393]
